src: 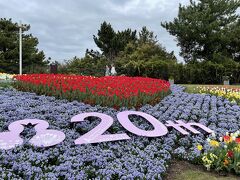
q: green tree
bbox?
[116,27,177,77]
[58,56,108,76]
[161,0,240,63]
[119,27,176,62]
[0,18,49,73]
[138,26,158,45]
[93,21,137,61]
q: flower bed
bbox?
[192,86,240,105]
[198,131,240,174]
[0,85,240,178]
[0,73,15,81]
[14,74,170,109]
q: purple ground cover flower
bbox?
[0,85,240,179]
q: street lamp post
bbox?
[19,21,22,75]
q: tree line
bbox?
[0,18,49,74]
[0,0,240,84]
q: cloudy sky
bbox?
[0,0,189,62]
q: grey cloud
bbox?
[0,0,189,62]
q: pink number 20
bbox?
[71,111,168,145]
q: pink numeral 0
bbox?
[71,112,130,145]
[117,111,168,137]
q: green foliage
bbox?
[0,81,13,89]
[161,0,240,63]
[93,21,137,61]
[61,21,240,85]
[114,27,177,78]
[58,56,108,77]
[63,26,176,78]
[114,26,177,78]
[116,58,177,79]
[180,60,240,84]
[116,58,240,84]
[138,26,158,45]
[0,18,49,74]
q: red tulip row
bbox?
[14,74,171,108]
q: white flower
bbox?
[231,100,236,103]
[219,137,223,142]
[235,130,240,136]
[211,132,216,138]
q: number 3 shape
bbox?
[0,119,65,150]
[71,112,130,144]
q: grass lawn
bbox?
[165,160,239,180]
[175,170,238,180]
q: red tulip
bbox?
[235,137,240,144]
[14,74,170,108]
[227,150,234,158]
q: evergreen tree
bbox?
[93,21,137,61]
[161,0,240,63]
[138,26,158,45]
[120,27,176,62]
[85,49,102,59]
[93,21,115,60]
[116,27,177,76]
[0,18,49,73]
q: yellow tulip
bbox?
[209,140,219,147]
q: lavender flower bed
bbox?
[0,85,240,179]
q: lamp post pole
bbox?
[19,21,22,75]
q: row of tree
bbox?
[58,25,177,76]
[83,0,240,64]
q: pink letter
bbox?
[165,120,214,135]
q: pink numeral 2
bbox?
[0,119,65,150]
[117,111,168,137]
[71,112,130,144]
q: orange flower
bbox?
[223,159,229,166]
[223,135,232,143]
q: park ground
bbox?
[0,81,240,179]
